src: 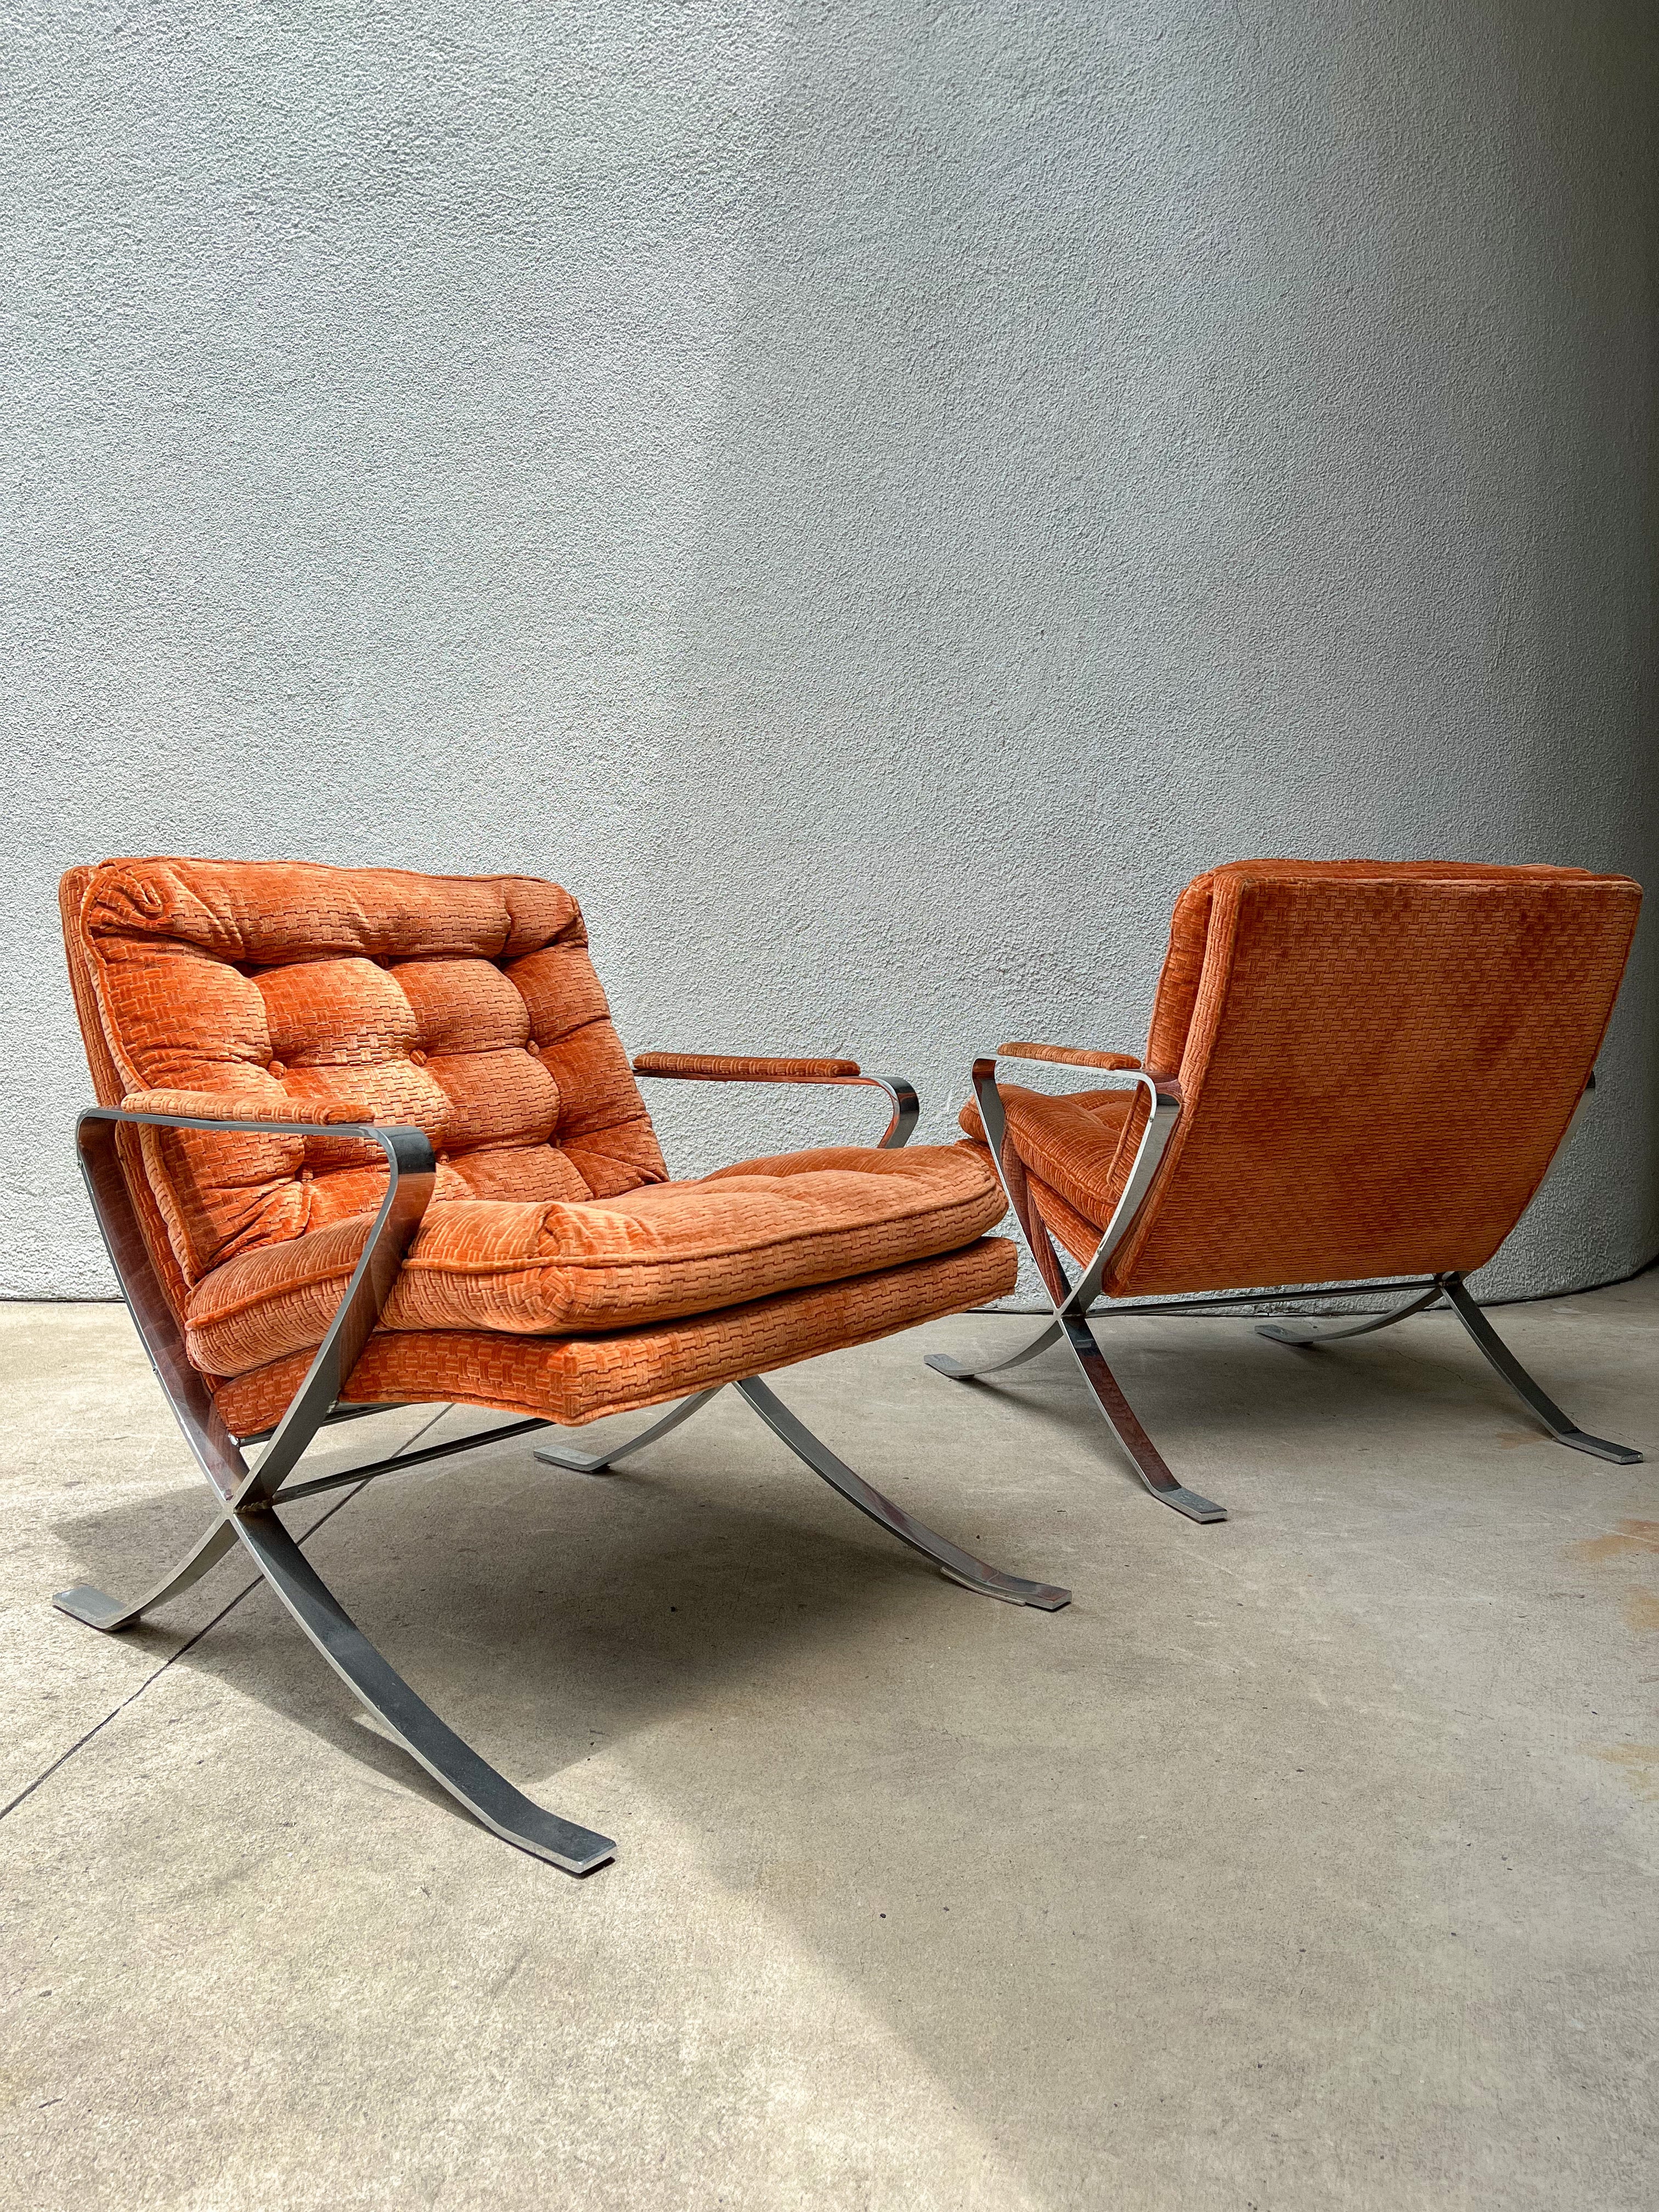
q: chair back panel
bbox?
[1110,860,1641,1296]
[61,859,667,1286]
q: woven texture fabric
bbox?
[60,868,196,1331]
[989,859,1641,1297]
[634,1052,861,1082]
[212,1236,1018,1434]
[1027,1176,1110,1272]
[61,856,1017,1436]
[958,1086,1143,1228]
[185,1141,1005,1375]
[63,859,668,1285]
[121,1088,379,1127]
[997,1042,1141,1071]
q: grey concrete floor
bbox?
[2,1278,1656,2210]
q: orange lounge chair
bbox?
[55,858,1063,1873]
[928,860,1644,1522]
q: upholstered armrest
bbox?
[997,1042,1141,1072]
[631,1053,919,1149]
[121,1088,378,1126]
[633,1052,861,1084]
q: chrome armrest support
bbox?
[633,1065,920,1149]
[970,1052,1182,1317]
[77,1105,437,1508]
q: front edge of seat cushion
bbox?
[211,1236,1019,1434]
[185,1142,1008,1375]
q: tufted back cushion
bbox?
[62,859,668,1285]
[1110,858,1642,1296]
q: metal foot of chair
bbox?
[924,1319,1062,1382]
[233,1507,616,1874]
[733,1375,1070,1609]
[54,1514,240,1632]
[1255,1285,1443,1347]
[1060,1316,1228,1523]
[533,1388,723,1475]
[1439,1275,1643,1466]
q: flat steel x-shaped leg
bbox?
[532,1066,1070,1604]
[923,1056,1645,1518]
[536,1379,1070,1609]
[54,1106,617,1875]
[925,1056,1228,1523]
[58,1098,1071,1876]
[1257,1272,1640,1465]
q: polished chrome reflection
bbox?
[533,1389,724,1475]
[1254,1285,1443,1347]
[735,1376,1070,1609]
[1256,1274,1645,1460]
[929,1050,1647,1512]
[54,1103,616,1874]
[1438,1273,1641,1465]
[1057,1312,1226,1525]
[929,1052,1227,1521]
[924,1318,1061,1382]
[233,1506,613,1874]
[1254,1268,1641,1464]
[533,1373,1071,1606]
[55,1514,239,1633]
[871,1076,921,1149]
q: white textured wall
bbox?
[4,0,1655,1302]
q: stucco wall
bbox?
[4,0,1655,1303]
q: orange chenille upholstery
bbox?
[213,1239,1017,1436]
[56,859,1059,1872]
[632,1051,862,1082]
[60,859,1015,1424]
[182,1145,1004,1374]
[934,856,1644,1530]
[960,1086,1143,1231]
[962,860,1640,1298]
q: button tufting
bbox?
[410,1048,427,1066]
[268,1059,286,1078]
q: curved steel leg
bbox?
[233,1508,615,1874]
[924,1319,1062,1382]
[1439,1275,1643,1466]
[1256,1286,1444,1347]
[940,1052,1224,1522]
[533,1389,724,1475]
[733,1376,1070,1609]
[54,1514,239,1632]
[1060,1315,1227,1524]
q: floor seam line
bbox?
[1,1479,368,1827]
[4,1405,458,1824]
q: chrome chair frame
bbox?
[531,1066,1069,1612]
[56,1077,1064,1875]
[924,1052,1641,1524]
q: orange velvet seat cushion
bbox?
[957,1085,1139,1231]
[211,1237,1019,1435]
[186,1142,1006,1376]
